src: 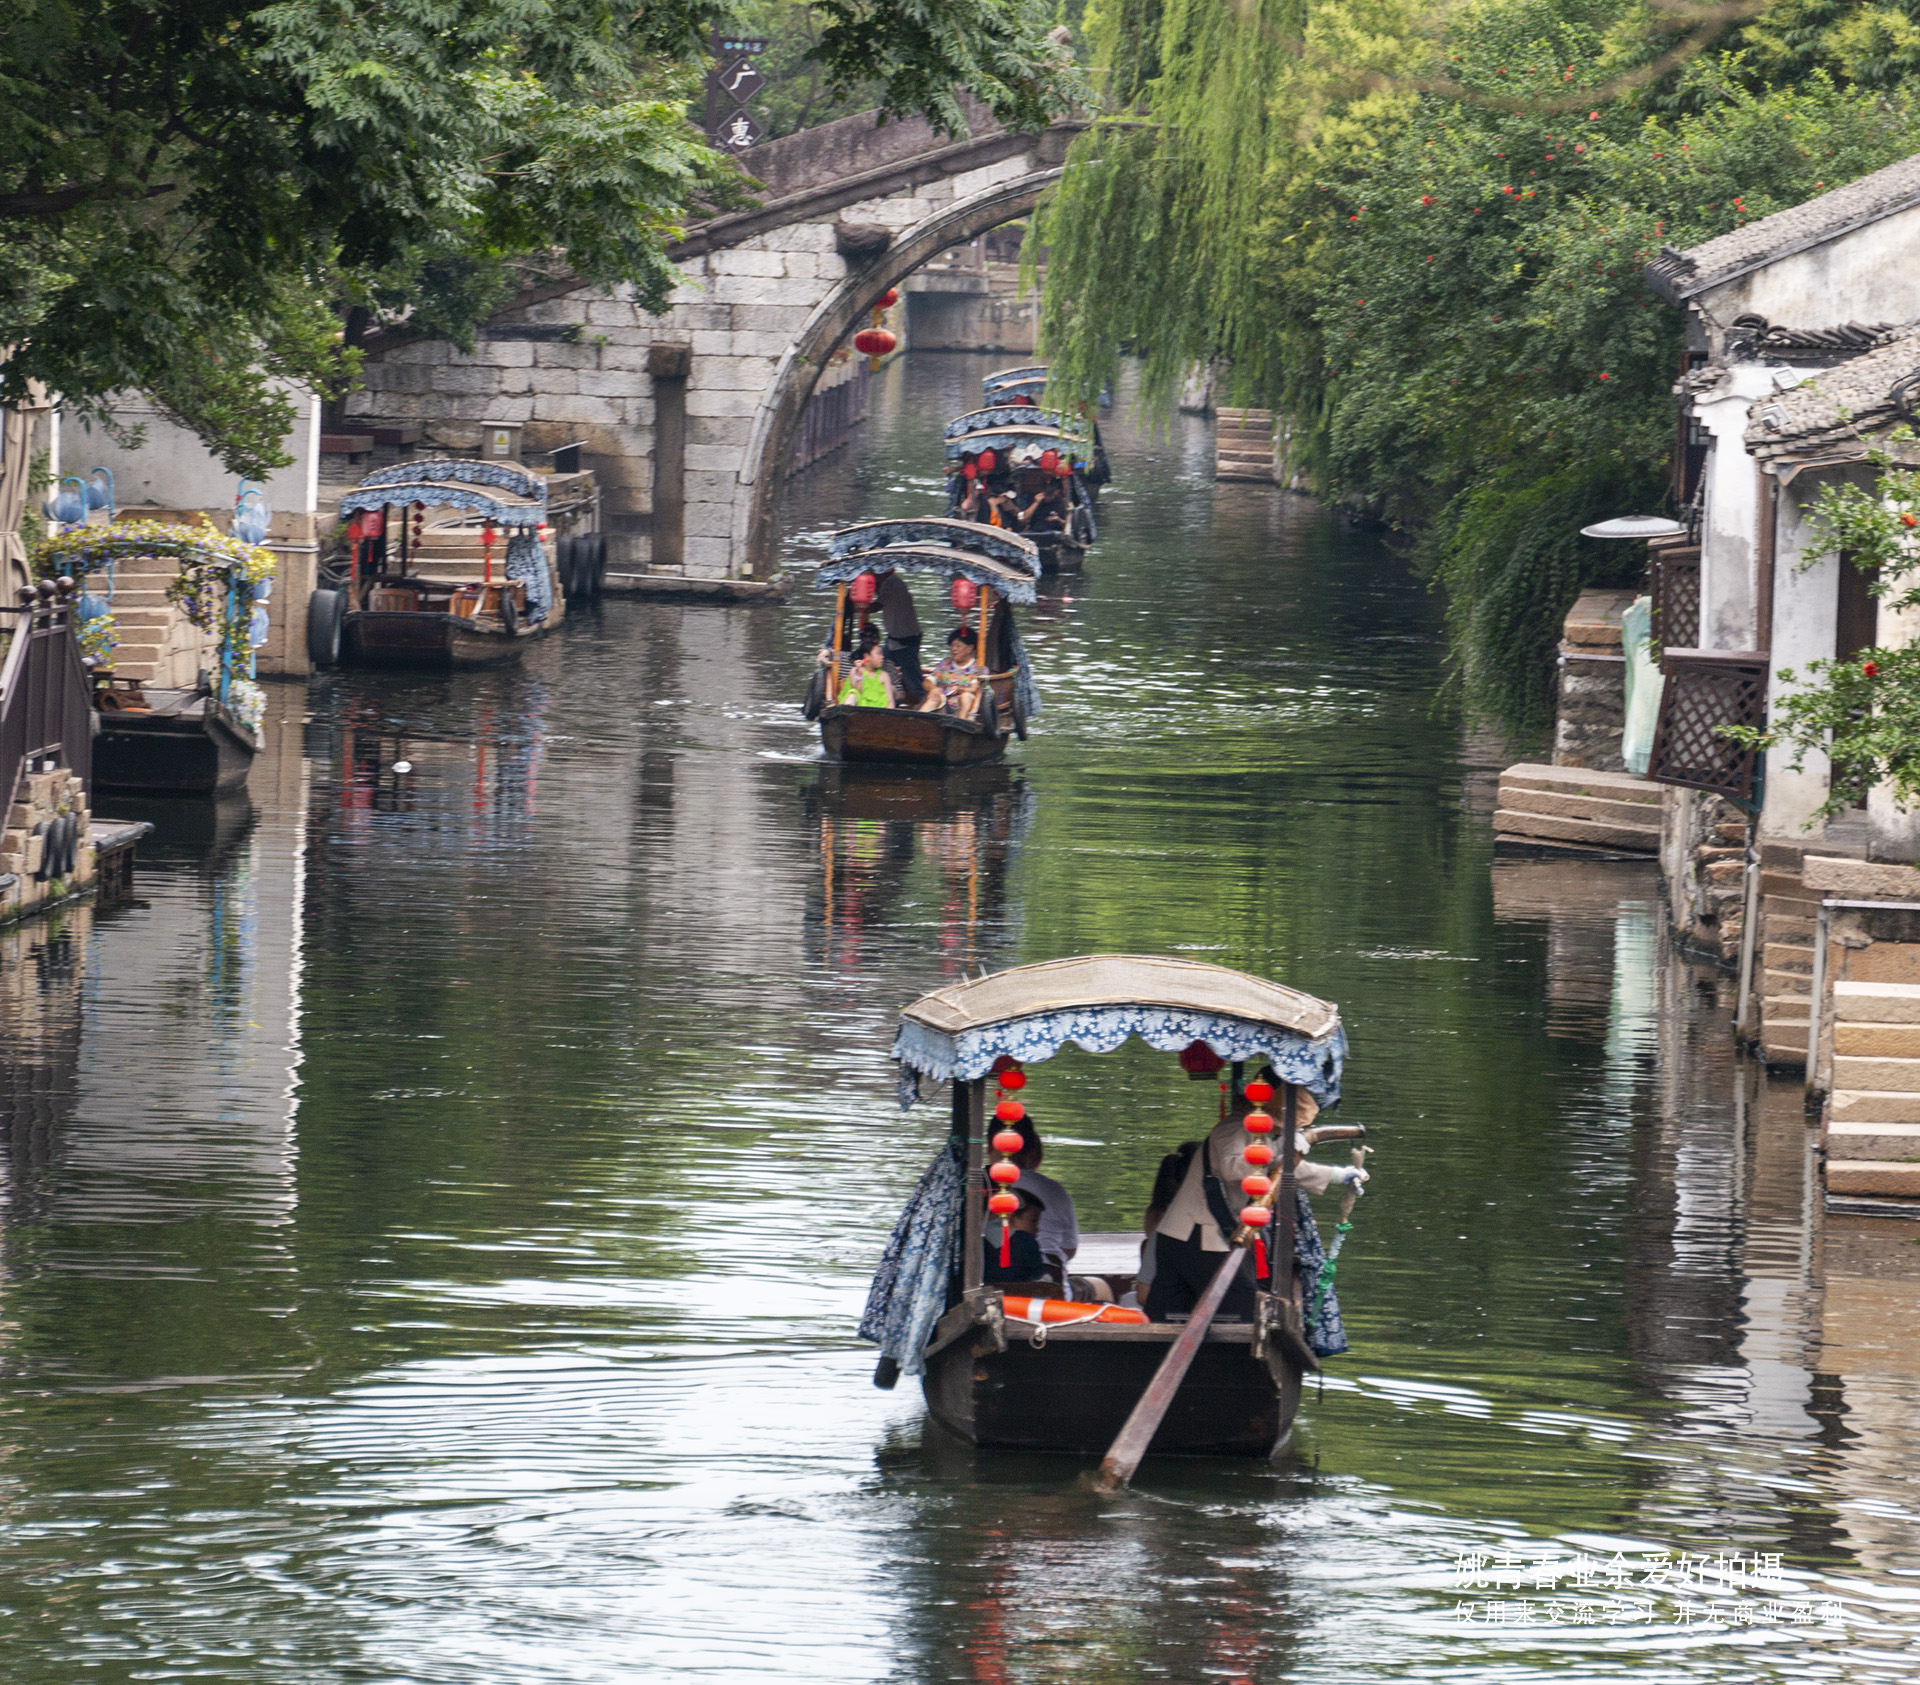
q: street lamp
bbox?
[1579,515,1689,540]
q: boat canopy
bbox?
[983,365,1047,397]
[945,407,1088,443]
[893,954,1346,1106]
[830,518,1038,577]
[814,543,1037,605]
[944,425,1088,465]
[339,460,548,528]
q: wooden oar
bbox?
[1094,1243,1247,1493]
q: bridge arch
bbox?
[736,166,1064,577]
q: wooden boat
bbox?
[39,522,271,798]
[93,689,256,795]
[807,519,1042,768]
[942,412,1098,572]
[979,364,1112,492]
[869,955,1355,1460]
[322,461,566,670]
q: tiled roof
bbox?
[1744,326,1920,462]
[1644,153,1920,303]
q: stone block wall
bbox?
[1,764,94,927]
[1552,588,1635,770]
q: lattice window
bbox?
[1647,650,1767,803]
[1649,544,1701,656]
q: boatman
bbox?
[1144,1086,1367,1323]
[871,566,927,706]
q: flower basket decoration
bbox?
[39,517,277,731]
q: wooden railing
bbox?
[1,578,93,823]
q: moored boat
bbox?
[317,461,567,671]
[861,955,1368,1461]
[40,520,274,797]
[804,518,1042,768]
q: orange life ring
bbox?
[1001,1296,1148,1327]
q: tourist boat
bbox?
[863,954,1358,1459]
[316,461,567,670]
[39,522,269,796]
[942,411,1098,573]
[805,518,1041,767]
[979,363,1112,492]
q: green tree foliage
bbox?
[1035,0,1920,738]
[1,0,1086,477]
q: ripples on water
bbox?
[3,355,1919,1681]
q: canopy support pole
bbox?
[1277,1086,1298,1298]
[976,586,993,674]
[961,1078,985,1292]
[831,583,846,678]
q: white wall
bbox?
[1701,202,1920,343]
[1763,471,1846,838]
[70,384,319,517]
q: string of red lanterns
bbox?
[1239,1077,1277,1279]
[984,1060,1028,1269]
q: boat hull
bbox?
[1033,533,1086,574]
[342,609,540,670]
[93,696,256,796]
[921,1320,1302,1457]
[820,704,1009,766]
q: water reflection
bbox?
[1,355,1919,1680]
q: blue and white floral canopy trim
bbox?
[891,955,1346,1109]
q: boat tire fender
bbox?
[587,534,607,602]
[499,591,519,636]
[802,665,830,721]
[557,537,579,600]
[306,588,346,668]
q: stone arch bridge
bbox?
[349,106,1082,582]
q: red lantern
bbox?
[1241,1175,1273,1198]
[848,572,877,606]
[951,576,978,614]
[1243,1141,1275,1166]
[1241,1205,1272,1227]
[1245,1079,1275,1103]
[989,1161,1021,1186]
[1244,1111,1274,1134]
[877,288,900,309]
[852,327,897,358]
[998,1068,1026,1092]
[1039,449,1060,474]
[977,449,996,473]
[1179,1040,1225,1079]
[987,1191,1020,1216]
[995,1099,1025,1124]
[991,1129,1025,1156]
[961,461,977,480]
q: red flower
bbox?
[1598,372,1611,380]
[1421,194,1434,206]
[1589,110,1600,120]
[1902,512,1919,527]
[1864,661,1880,677]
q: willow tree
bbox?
[1034,0,1920,737]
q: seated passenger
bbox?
[923,627,985,718]
[838,635,895,708]
[982,1187,1047,1283]
[983,487,1019,529]
[1019,475,1068,533]
[956,475,987,524]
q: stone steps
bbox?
[1215,409,1274,482]
[1824,980,1920,1205]
[1491,763,1658,855]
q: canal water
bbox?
[4,354,1919,1682]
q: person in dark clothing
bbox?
[872,567,926,705]
[982,1188,1046,1283]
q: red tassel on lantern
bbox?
[1000,1228,1012,1269]
[1254,1237,1269,1280]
